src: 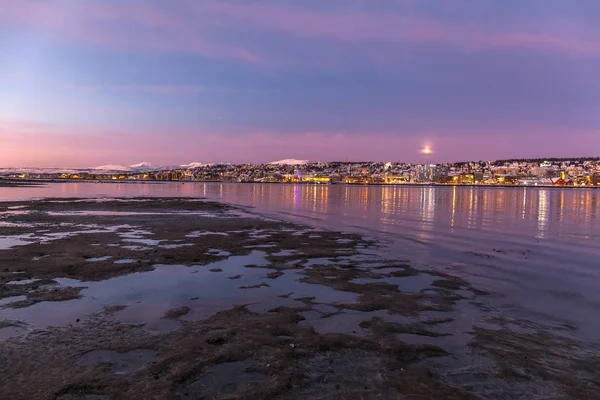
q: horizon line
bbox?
[2,155,600,170]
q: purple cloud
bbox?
[1,1,599,166]
[3,0,600,66]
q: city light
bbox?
[2,158,598,187]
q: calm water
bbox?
[2,182,600,342]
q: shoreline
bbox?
[2,177,598,190]
[1,198,598,399]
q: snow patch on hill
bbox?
[94,165,132,171]
[268,159,308,165]
[181,162,206,168]
[93,162,163,172]
[129,162,160,170]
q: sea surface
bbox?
[2,182,599,344]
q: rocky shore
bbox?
[0,198,598,399]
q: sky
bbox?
[1,0,600,167]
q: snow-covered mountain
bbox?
[268,159,308,165]
[0,167,83,175]
[0,162,206,175]
[1,160,313,175]
[129,162,161,170]
[94,165,131,171]
[180,162,206,169]
[93,162,164,172]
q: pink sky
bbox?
[1,0,599,167]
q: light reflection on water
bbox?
[537,189,549,239]
[1,182,600,340]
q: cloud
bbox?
[188,1,600,58]
[0,0,263,64]
[0,118,58,133]
[76,84,219,95]
[2,0,600,68]
[2,118,598,168]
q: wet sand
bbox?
[0,198,598,399]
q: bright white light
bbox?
[421,145,432,155]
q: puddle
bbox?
[456,289,476,299]
[226,209,267,220]
[119,230,153,238]
[186,231,229,238]
[176,359,265,398]
[245,244,278,249]
[0,210,31,217]
[395,333,444,347]
[299,309,411,337]
[312,304,339,314]
[0,225,166,250]
[35,227,131,242]
[0,235,36,250]
[6,279,40,285]
[270,249,298,257]
[1,252,362,340]
[335,249,354,254]
[121,245,152,251]
[249,234,271,239]
[304,258,335,267]
[207,249,231,257]
[77,349,157,374]
[159,243,194,249]
[114,259,137,264]
[55,277,86,287]
[87,256,112,262]
[0,295,27,307]
[1,252,271,335]
[117,229,164,247]
[122,238,163,246]
[350,274,437,292]
[0,326,26,338]
[141,318,181,334]
[371,267,401,274]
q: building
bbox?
[304,176,331,184]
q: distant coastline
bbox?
[2,178,598,189]
[3,157,598,188]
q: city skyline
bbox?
[2,1,600,167]
[3,157,599,188]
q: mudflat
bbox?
[0,198,598,399]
